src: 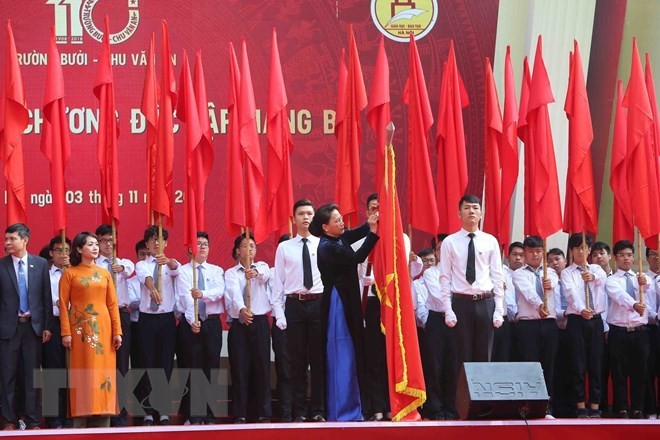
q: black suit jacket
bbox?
[0,254,53,339]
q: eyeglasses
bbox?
[99,238,114,245]
[421,258,436,264]
[197,242,209,248]
[52,248,70,255]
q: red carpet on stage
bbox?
[0,420,657,440]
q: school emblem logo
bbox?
[47,0,140,44]
[371,0,438,42]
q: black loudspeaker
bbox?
[456,362,549,420]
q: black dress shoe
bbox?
[617,411,629,419]
[280,416,292,423]
[142,419,154,426]
[158,418,170,426]
[294,416,307,423]
[234,417,247,424]
[368,414,384,421]
[258,417,270,423]
[310,415,326,422]
[632,411,643,419]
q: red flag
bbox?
[94,16,120,226]
[367,35,390,190]
[563,40,598,236]
[153,20,177,226]
[482,58,503,240]
[623,38,658,241]
[41,26,70,235]
[334,26,366,227]
[525,36,562,239]
[265,28,294,236]
[193,50,214,232]
[373,141,425,422]
[177,50,202,257]
[238,39,267,242]
[141,33,159,226]
[500,46,518,254]
[436,40,469,234]
[644,53,660,250]
[225,43,244,236]
[0,21,28,225]
[609,80,633,243]
[402,33,439,235]
[518,57,534,236]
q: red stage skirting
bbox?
[0,420,657,440]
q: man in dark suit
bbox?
[0,223,52,430]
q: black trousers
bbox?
[566,314,604,405]
[364,296,389,415]
[553,328,576,417]
[492,317,513,362]
[42,316,67,427]
[645,324,659,415]
[228,315,271,419]
[515,319,558,400]
[425,310,458,419]
[112,310,131,425]
[284,296,324,418]
[138,312,176,417]
[609,325,650,413]
[272,318,292,420]
[179,316,223,423]
[452,296,495,365]
[0,322,42,427]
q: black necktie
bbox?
[466,233,476,284]
[302,238,313,290]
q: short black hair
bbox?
[567,232,592,250]
[418,248,434,258]
[547,248,565,258]
[613,240,634,256]
[523,235,543,248]
[459,194,481,209]
[144,225,168,242]
[39,245,51,261]
[366,193,378,208]
[6,223,29,239]
[590,241,610,255]
[293,199,314,216]
[232,232,255,259]
[509,241,524,254]
[49,235,71,251]
[197,231,210,244]
[431,234,449,249]
[135,240,147,254]
[95,224,113,237]
[309,203,339,237]
[278,234,291,244]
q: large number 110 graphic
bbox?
[46,0,85,44]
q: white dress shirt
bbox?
[126,276,141,322]
[512,264,558,320]
[423,265,445,313]
[94,255,135,307]
[645,270,659,324]
[49,265,64,317]
[136,255,180,314]
[605,269,651,328]
[413,277,429,327]
[503,265,518,321]
[176,261,226,326]
[271,235,323,320]
[439,229,504,322]
[225,261,271,318]
[560,263,607,316]
[554,278,569,329]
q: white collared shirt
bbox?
[413,277,429,327]
[225,261,271,318]
[503,265,518,321]
[94,256,135,307]
[176,261,225,325]
[645,270,659,323]
[136,255,180,314]
[560,263,607,316]
[271,235,323,320]
[554,277,569,329]
[439,228,504,321]
[49,265,63,317]
[512,264,558,320]
[423,265,445,313]
[605,269,650,328]
[126,276,141,322]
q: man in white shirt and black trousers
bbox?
[644,247,660,419]
[271,199,325,422]
[94,224,136,427]
[439,194,504,366]
[176,232,225,425]
[605,240,652,419]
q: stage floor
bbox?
[0,419,658,440]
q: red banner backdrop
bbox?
[0,0,499,265]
